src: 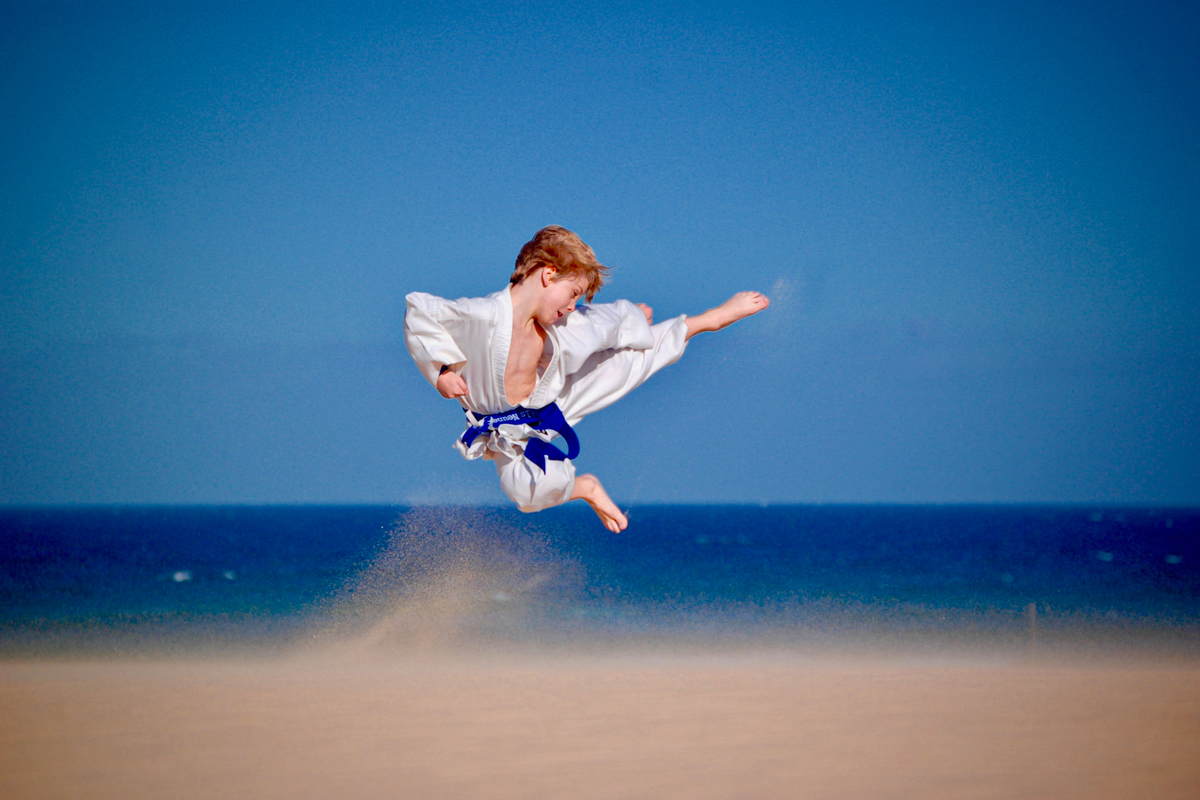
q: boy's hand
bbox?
[636,303,653,325]
[436,369,469,399]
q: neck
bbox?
[508,280,542,333]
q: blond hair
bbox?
[510,225,609,301]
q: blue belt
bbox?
[460,402,580,471]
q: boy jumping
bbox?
[404,225,768,532]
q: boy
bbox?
[404,226,768,532]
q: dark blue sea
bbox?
[2,505,1198,656]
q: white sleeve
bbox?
[404,292,468,387]
[555,299,655,376]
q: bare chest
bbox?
[504,323,550,406]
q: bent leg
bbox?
[492,449,625,532]
[571,474,627,533]
[493,448,576,512]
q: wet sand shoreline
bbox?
[3,650,1198,799]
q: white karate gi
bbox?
[405,286,689,511]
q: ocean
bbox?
[2,504,1197,656]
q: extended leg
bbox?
[684,291,769,340]
[570,473,628,533]
[557,315,690,425]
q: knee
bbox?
[498,461,575,513]
[500,472,554,512]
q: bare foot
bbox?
[685,291,769,339]
[570,473,628,533]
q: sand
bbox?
[2,650,1198,799]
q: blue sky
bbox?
[2,0,1197,504]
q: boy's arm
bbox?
[435,365,469,399]
[568,299,655,348]
[404,292,468,389]
[557,299,656,374]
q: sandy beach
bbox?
[2,650,1198,799]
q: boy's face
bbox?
[537,269,589,325]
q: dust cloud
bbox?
[309,507,587,655]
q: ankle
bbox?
[571,473,598,502]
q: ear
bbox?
[541,266,557,287]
